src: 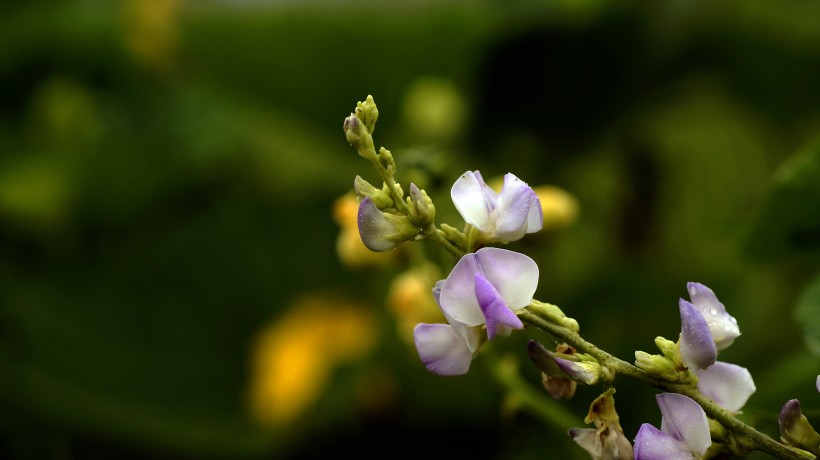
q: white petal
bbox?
[525,190,543,234]
[474,247,539,310]
[494,173,536,241]
[413,323,475,376]
[697,361,756,412]
[657,393,711,456]
[451,171,493,232]
[439,253,484,326]
[633,424,692,460]
[687,282,740,350]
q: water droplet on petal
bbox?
[709,308,718,316]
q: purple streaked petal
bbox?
[697,361,756,412]
[778,399,802,440]
[656,393,710,456]
[633,424,692,460]
[474,247,539,310]
[679,299,717,370]
[687,282,740,350]
[527,340,565,376]
[357,197,397,251]
[555,357,599,385]
[474,272,523,340]
[413,323,475,376]
[451,171,494,232]
[439,253,484,326]
[494,173,538,241]
[525,190,544,234]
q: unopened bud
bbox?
[343,114,361,144]
[634,351,680,381]
[357,197,420,252]
[355,94,379,133]
[779,399,820,455]
[354,175,393,209]
[407,183,435,227]
[555,357,601,385]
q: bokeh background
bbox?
[1,1,819,459]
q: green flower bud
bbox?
[407,183,435,227]
[355,94,379,134]
[634,351,680,381]
[354,175,393,209]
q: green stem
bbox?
[519,307,805,460]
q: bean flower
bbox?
[413,247,539,375]
[677,282,755,412]
[451,170,543,242]
[633,393,711,460]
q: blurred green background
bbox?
[1,1,819,459]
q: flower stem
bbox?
[519,307,806,460]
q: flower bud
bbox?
[407,183,435,227]
[354,175,393,209]
[343,113,361,144]
[355,94,379,134]
[634,351,680,381]
[527,340,576,399]
[779,399,820,455]
[357,197,420,252]
[555,357,601,385]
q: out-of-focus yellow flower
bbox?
[333,193,399,270]
[122,0,181,72]
[247,294,379,427]
[533,185,580,231]
[386,263,443,344]
[401,77,467,143]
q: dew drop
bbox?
[709,307,718,316]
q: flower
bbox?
[634,393,711,460]
[437,247,538,339]
[413,247,539,376]
[413,281,482,376]
[779,399,820,456]
[357,196,420,252]
[451,170,543,242]
[677,282,755,412]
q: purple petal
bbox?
[778,399,802,438]
[686,282,740,350]
[357,197,397,251]
[413,323,475,376]
[678,299,717,370]
[633,424,692,460]
[656,393,711,456]
[527,340,564,376]
[697,361,756,412]
[451,171,494,232]
[438,253,484,326]
[816,375,819,392]
[494,173,537,241]
[474,272,523,340]
[555,357,599,385]
[474,247,539,310]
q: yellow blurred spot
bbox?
[386,264,443,344]
[533,185,580,231]
[247,294,378,427]
[401,77,467,143]
[332,193,398,270]
[0,158,74,233]
[122,0,181,72]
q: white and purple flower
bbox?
[677,282,755,412]
[451,170,543,242]
[413,247,539,375]
[634,393,712,460]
